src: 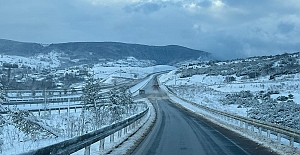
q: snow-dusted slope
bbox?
[160,52,300,130]
[0,51,61,69]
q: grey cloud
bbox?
[123,2,164,14]
[1,0,300,60]
[123,0,184,14]
[277,22,295,34]
[222,0,273,7]
[197,1,212,8]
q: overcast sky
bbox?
[1,0,300,59]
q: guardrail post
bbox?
[290,137,294,147]
[134,120,136,129]
[277,133,281,143]
[99,139,105,150]
[239,121,243,128]
[258,127,262,135]
[75,106,77,112]
[124,126,127,134]
[110,133,114,143]
[245,123,248,130]
[118,130,122,138]
[59,108,60,115]
[84,145,90,155]
[267,130,270,138]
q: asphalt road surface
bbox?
[132,77,278,155]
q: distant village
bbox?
[0,55,154,90]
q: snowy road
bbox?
[132,77,278,155]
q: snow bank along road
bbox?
[132,77,278,155]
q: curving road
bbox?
[132,77,278,155]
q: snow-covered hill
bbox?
[0,52,174,90]
[0,51,61,69]
[0,39,213,65]
[160,52,300,130]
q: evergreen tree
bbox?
[109,86,136,123]
[81,74,101,132]
[82,74,101,108]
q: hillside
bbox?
[0,39,212,65]
[0,39,46,56]
[160,52,300,130]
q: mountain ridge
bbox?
[0,39,213,65]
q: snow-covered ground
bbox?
[0,51,61,69]
[71,98,155,155]
[160,71,300,117]
[3,50,299,154]
[93,65,174,81]
[0,64,170,154]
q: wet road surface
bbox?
[132,76,278,155]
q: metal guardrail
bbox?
[5,88,82,94]
[5,96,83,103]
[18,106,149,155]
[165,86,300,149]
[0,103,112,115]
